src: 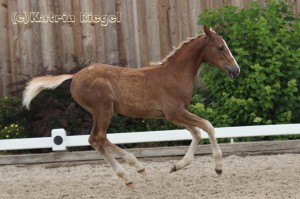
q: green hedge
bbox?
[0,96,27,139]
[196,0,300,127]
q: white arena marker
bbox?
[51,129,67,151]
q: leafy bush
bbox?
[197,1,300,127]
[0,124,24,139]
[0,96,27,139]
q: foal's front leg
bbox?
[106,141,146,174]
[167,110,223,174]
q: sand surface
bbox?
[0,153,300,199]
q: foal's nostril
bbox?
[228,67,240,77]
[227,66,240,77]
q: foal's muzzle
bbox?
[227,67,240,78]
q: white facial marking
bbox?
[222,38,239,69]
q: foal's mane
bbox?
[160,33,204,64]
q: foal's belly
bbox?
[114,101,165,119]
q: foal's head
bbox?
[202,25,240,78]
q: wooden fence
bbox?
[1,0,300,96]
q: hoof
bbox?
[215,169,222,175]
[125,182,134,188]
[169,164,177,173]
[137,169,146,175]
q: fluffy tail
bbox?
[22,74,73,110]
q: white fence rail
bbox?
[0,124,300,151]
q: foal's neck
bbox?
[162,35,208,81]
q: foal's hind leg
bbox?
[89,110,133,186]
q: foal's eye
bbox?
[218,46,224,51]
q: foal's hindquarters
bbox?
[70,67,147,186]
[70,65,223,187]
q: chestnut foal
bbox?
[23,26,240,186]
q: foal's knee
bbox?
[193,129,202,141]
[88,135,97,147]
[88,135,107,148]
[201,120,214,134]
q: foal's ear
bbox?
[213,23,221,33]
[203,25,212,38]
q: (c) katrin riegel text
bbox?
[11,11,121,26]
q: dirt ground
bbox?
[0,153,300,199]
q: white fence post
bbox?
[51,129,67,151]
[230,138,234,144]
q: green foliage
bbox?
[0,96,27,139]
[197,1,300,127]
[0,96,20,123]
[0,124,24,139]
